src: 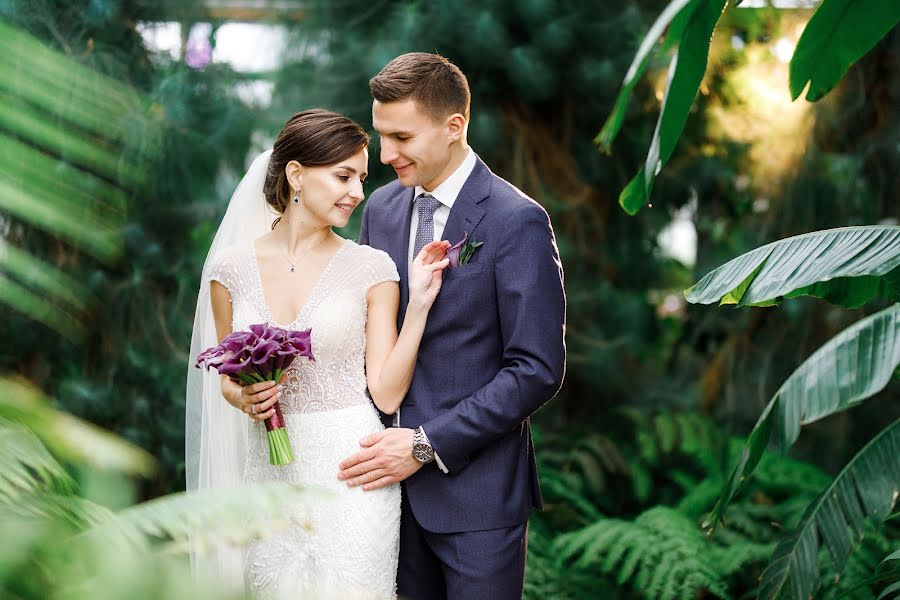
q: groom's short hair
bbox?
[370,52,470,122]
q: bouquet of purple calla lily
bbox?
[196,323,314,466]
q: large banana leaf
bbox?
[595,0,697,152]
[874,549,900,600]
[704,303,900,527]
[599,0,897,216]
[789,0,900,101]
[619,0,727,215]
[0,377,155,477]
[758,419,899,600]
[685,226,900,308]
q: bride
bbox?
[185,109,449,598]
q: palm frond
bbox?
[705,304,900,527]
[0,417,75,502]
[4,492,114,531]
[0,377,155,477]
[758,420,900,600]
[0,20,159,338]
[84,482,329,555]
[685,226,900,308]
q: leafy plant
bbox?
[685,226,900,308]
[600,0,900,213]
[686,238,899,598]
[705,303,900,526]
[527,413,843,598]
[555,506,730,600]
[0,378,315,600]
[758,421,899,599]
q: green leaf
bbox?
[619,0,728,215]
[0,418,75,502]
[878,581,900,600]
[882,548,900,567]
[0,377,155,477]
[758,420,900,600]
[704,303,900,528]
[554,507,729,600]
[789,0,900,101]
[0,21,152,188]
[685,226,900,308]
[595,0,699,152]
[719,257,767,305]
[84,482,327,555]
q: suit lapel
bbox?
[392,156,491,321]
[389,186,415,322]
[441,156,490,247]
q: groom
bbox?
[340,52,566,598]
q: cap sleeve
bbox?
[362,247,400,292]
[205,245,243,299]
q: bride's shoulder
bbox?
[206,242,253,281]
[340,240,399,285]
[344,240,395,266]
[209,241,252,266]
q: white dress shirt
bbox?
[407,147,477,268]
[397,147,477,474]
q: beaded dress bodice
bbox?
[209,238,399,414]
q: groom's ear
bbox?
[447,113,466,142]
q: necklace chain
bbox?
[282,232,330,273]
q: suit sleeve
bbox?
[422,201,566,472]
[358,192,372,245]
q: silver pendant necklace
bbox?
[282,232,330,273]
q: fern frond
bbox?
[555,506,729,600]
[628,409,728,476]
[540,469,604,524]
[820,528,896,600]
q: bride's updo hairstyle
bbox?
[264,109,369,229]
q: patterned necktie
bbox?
[412,194,441,259]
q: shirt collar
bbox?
[414,147,476,209]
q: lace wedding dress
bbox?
[208,237,401,599]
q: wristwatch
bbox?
[412,427,435,463]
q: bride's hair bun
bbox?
[264,109,369,228]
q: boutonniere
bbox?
[447,232,484,268]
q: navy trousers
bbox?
[397,484,528,599]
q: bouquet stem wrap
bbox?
[197,324,314,467]
[265,404,292,466]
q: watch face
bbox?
[413,443,433,462]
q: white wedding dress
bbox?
[207,237,401,599]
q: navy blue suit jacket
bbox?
[359,155,566,533]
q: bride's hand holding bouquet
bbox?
[196,323,314,466]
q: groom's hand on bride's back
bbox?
[338,428,422,491]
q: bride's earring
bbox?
[292,189,300,205]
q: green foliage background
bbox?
[1,0,897,598]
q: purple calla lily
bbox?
[217,352,254,376]
[251,339,281,364]
[447,232,469,268]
